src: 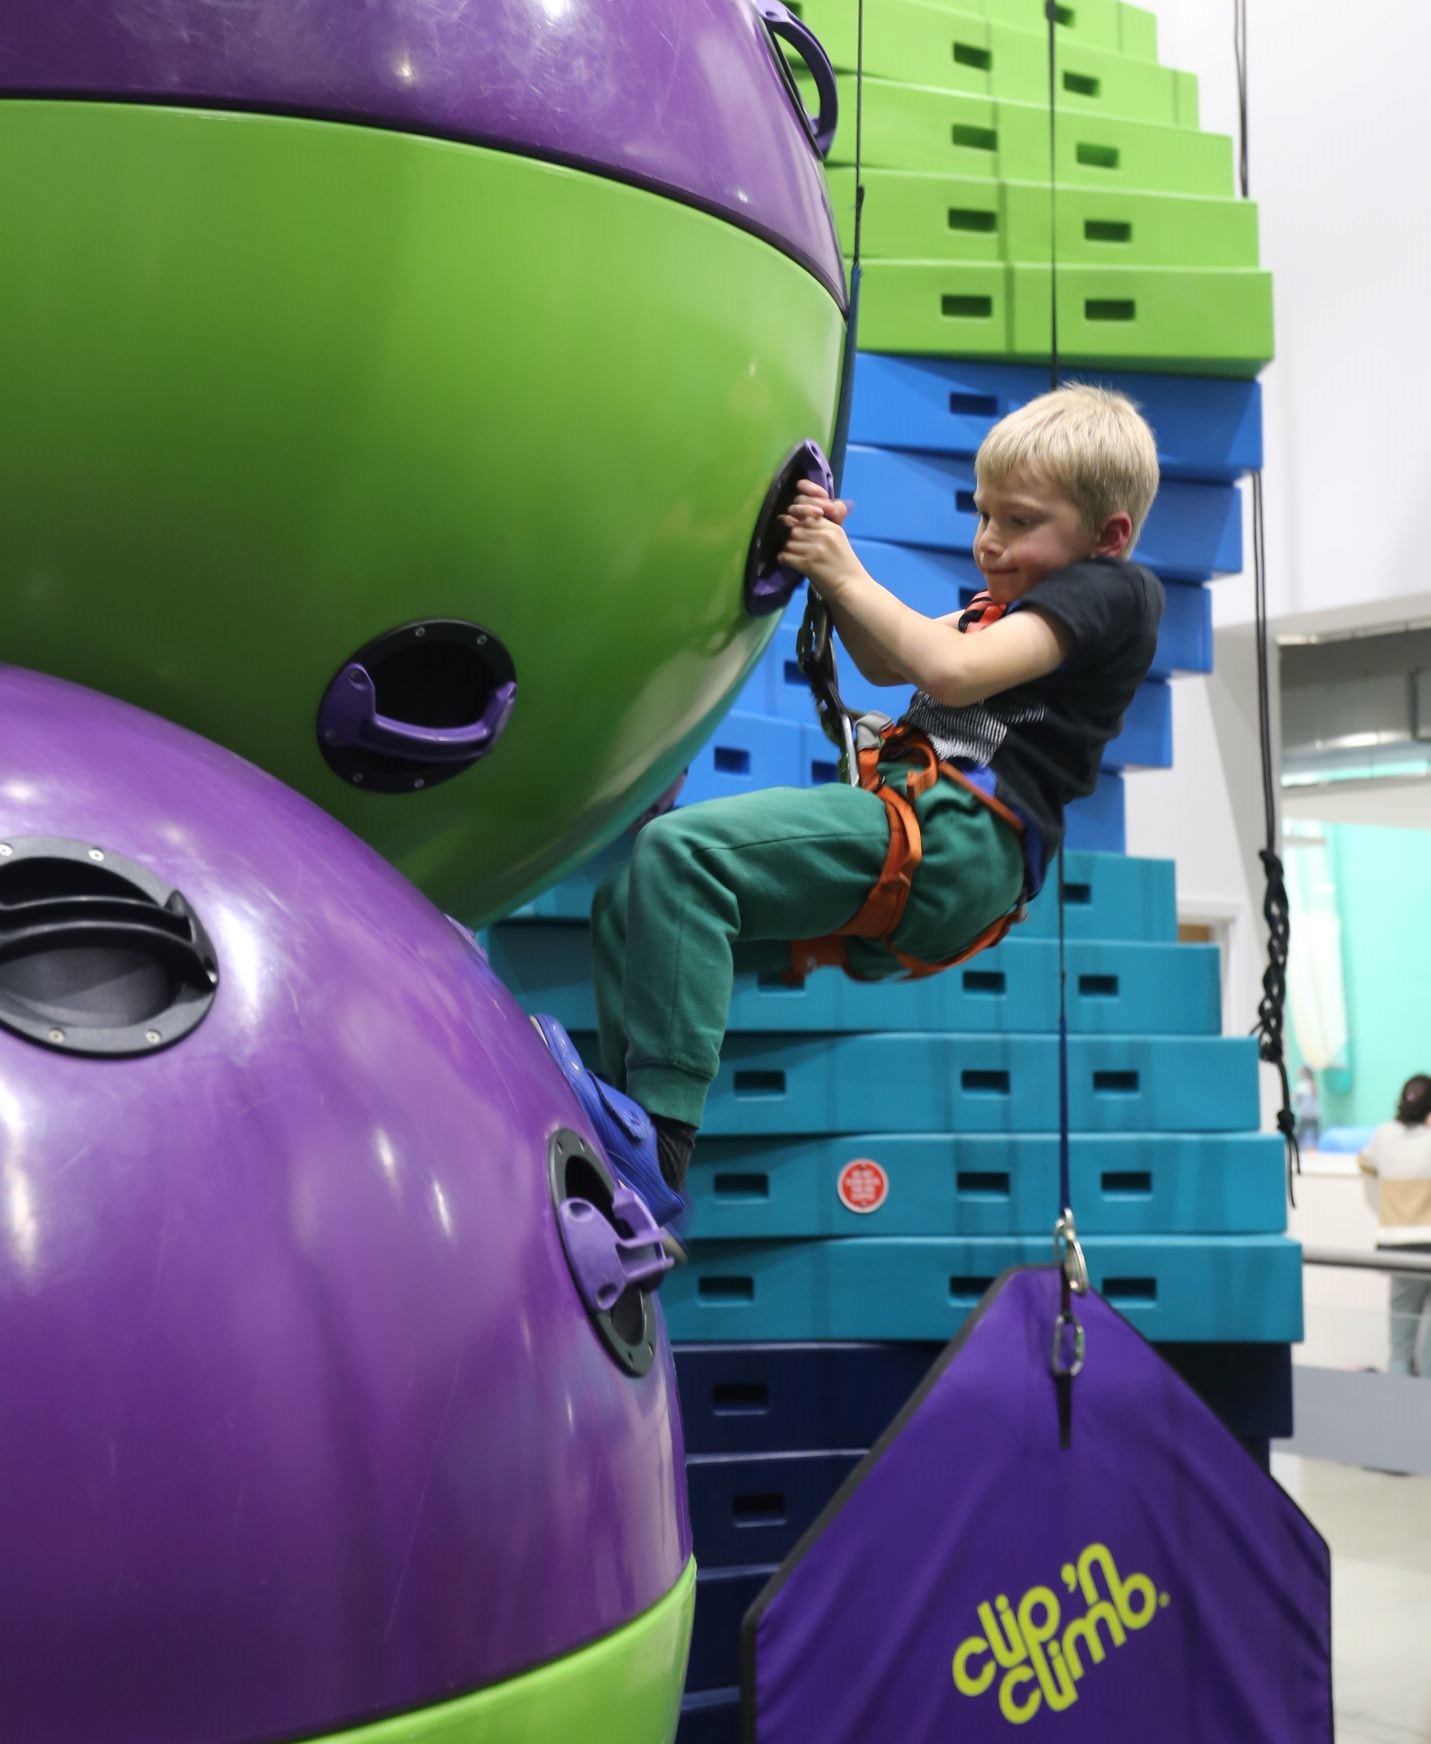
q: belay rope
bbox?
[794,0,864,786]
[1042,0,1089,1445]
[1235,0,1300,1201]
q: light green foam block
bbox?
[853,260,1274,376]
[795,0,1198,127]
[813,77,1235,195]
[827,168,1260,267]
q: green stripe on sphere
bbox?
[314,1560,694,1742]
[0,103,843,921]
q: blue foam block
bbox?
[1064,771,1125,853]
[680,712,808,806]
[675,1338,1292,1454]
[487,926,1220,1037]
[687,1450,861,1567]
[849,356,1263,480]
[1106,679,1172,770]
[842,445,1241,581]
[675,1341,939,1457]
[569,1031,1263,1135]
[842,542,1211,678]
[688,1566,774,1693]
[740,623,1173,769]
[685,1132,1288,1240]
[663,1238,1305,1344]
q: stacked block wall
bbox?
[496,7,1284,1738]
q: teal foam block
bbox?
[565,1031,1262,1134]
[1019,850,1174,938]
[662,1237,1305,1344]
[500,846,1176,938]
[486,926,1219,1036]
[686,1132,1287,1239]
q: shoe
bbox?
[532,1015,689,1229]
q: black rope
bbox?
[1045,0,1060,396]
[1234,0,1299,1200]
[795,0,865,770]
[1043,0,1078,1448]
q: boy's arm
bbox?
[823,595,908,686]
[778,514,1072,705]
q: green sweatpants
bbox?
[591,766,1026,1127]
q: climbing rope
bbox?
[795,0,865,783]
[1234,0,1300,1199]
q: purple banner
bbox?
[745,1269,1332,1741]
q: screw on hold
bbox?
[145,1030,162,1045]
[324,729,337,743]
[476,633,488,645]
[414,625,426,638]
[47,1028,64,1044]
[88,848,105,862]
[413,778,426,790]
[0,844,11,857]
[348,666,365,686]
[352,772,365,784]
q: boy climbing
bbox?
[537,384,1164,1234]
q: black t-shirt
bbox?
[898,557,1165,891]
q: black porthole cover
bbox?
[548,1128,662,1378]
[316,618,517,794]
[0,837,219,1058]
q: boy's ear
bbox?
[1094,510,1135,558]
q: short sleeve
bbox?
[1018,559,1148,666]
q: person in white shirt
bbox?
[1358,1074,1431,1377]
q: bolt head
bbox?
[88,848,104,862]
[47,1028,64,1044]
[145,1030,162,1045]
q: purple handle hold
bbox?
[746,438,836,617]
[758,2,840,158]
[321,665,516,765]
[558,1191,673,1315]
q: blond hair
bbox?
[975,382,1160,545]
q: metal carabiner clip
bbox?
[1051,1309,1087,1379]
[1052,1208,1090,1297]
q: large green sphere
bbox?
[0,102,843,921]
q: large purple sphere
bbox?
[0,0,844,303]
[0,668,690,1744]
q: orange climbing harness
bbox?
[788,721,1026,984]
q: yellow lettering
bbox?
[998,1664,1043,1725]
[1114,1570,1159,1631]
[1074,1542,1120,1608]
[1061,1600,1126,1680]
[978,1598,1027,1669]
[954,1544,1169,1719]
[953,1635,996,1697]
[1018,1585,1076,1713]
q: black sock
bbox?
[652,1114,697,1191]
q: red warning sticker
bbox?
[837,1157,889,1215]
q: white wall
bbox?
[1127,3,1431,1124]
[1148,0,1431,636]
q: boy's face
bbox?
[971,468,1131,606]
